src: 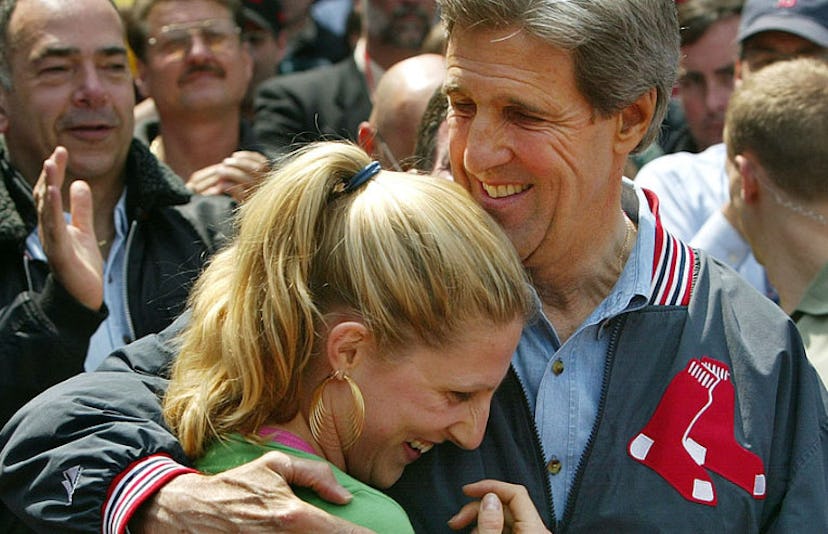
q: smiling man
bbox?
[390,1,827,530]
[0,0,234,426]
[128,0,268,202]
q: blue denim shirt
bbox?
[512,184,656,521]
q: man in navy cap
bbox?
[738,0,828,73]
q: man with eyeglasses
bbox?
[0,0,234,466]
[127,0,269,202]
[636,0,828,299]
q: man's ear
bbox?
[134,59,150,99]
[734,57,746,85]
[735,153,761,204]
[325,321,371,372]
[615,87,657,155]
[357,121,377,157]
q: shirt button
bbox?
[552,359,564,375]
[547,456,562,475]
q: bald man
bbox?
[357,53,445,170]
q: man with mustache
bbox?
[0,0,234,429]
[253,0,437,156]
[128,0,269,202]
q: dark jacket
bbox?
[277,19,350,75]
[0,140,235,427]
[390,259,828,533]
[253,56,372,157]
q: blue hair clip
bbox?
[343,161,381,193]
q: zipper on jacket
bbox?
[509,365,558,533]
[121,221,138,342]
[23,253,34,291]
[561,313,627,529]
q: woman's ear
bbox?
[325,320,371,371]
[615,87,657,155]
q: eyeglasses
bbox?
[147,19,241,60]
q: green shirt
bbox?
[794,262,828,386]
[196,433,415,533]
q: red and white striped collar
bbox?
[643,188,696,306]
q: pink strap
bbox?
[257,426,317,455]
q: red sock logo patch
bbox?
[628,358,766,506]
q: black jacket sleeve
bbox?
[252,58,372,159]
[0,273,107,426]
[0,315,188,533]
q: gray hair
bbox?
[439,0,680,152]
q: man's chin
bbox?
[64,152,124,183]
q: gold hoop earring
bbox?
[309,370,365,451]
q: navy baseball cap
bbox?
[242,0,284,36]
[738,0,828,46]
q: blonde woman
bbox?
[162,142,546,531]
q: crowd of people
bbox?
[1,0,827,532]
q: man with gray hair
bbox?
[2,0,826,532]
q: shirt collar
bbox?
[795,262,828,316]
[25,189,128,262]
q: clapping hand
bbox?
[33,146,104,311]
[186,150,269,202]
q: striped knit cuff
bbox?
[102,454,197,534]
